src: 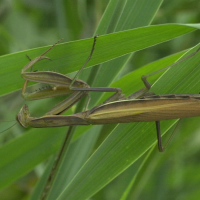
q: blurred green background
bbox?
[1,0,200,61]
[1,0,200,200]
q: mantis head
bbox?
[16,104,30,128]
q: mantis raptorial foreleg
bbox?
[20,35,124,117]
[21,38,90,115]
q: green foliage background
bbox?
[1,0,200,200]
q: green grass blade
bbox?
[0,128,66,190]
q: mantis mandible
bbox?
[16,44,200,152]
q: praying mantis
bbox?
[16,35,200,152]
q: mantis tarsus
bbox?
[16,42,200,152]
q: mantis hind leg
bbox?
[155,120,181,152]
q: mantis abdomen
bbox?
[86,95,200,124]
